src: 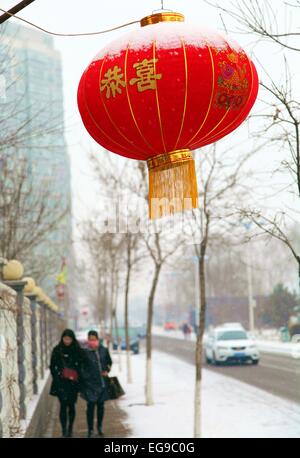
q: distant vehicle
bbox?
[164,322,178,331]
[112,327,141,355]
[279,307,300,342]
[112,338,140,354]
[205,326,259,366]
[137,325,147,339]
[221,322,245,330]
[288,308,300,339]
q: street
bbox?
[153,335,300,405]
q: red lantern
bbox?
[78,12,259,218]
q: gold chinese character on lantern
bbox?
[100,65,126,99]
[130,58,162,92]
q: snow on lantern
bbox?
[77,12,259,219]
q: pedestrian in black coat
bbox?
[80,330,112,438]
[50,329,84,438]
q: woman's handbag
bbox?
[95,350,125,399]
[60,351,79,382]
[106,376,125,400]
[61,367,79,382]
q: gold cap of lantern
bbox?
[140,12,184,27]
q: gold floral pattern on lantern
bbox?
[214,51,250,110]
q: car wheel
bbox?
[205,354,211,365]
[252,359,259,365]
[212,352,220,366]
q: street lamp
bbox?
[184,252,209,331]
[242,222,256,333]
[228,220,257,333]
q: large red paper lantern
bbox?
[78,12,259,219]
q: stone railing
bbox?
[0,281,64,438]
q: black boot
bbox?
[62,428,68,438]
[87,430,93,438]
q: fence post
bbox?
[51,310,57,348]
[44,305,49,366]
[48,309,52,350]
[0,332,3,438]
[37,299,45,379]
[0,282,19,438]
[26,292,38,395]
[4,280,27,420]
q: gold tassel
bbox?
[147,149,198,219]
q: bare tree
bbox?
[0,24,66,154]
[142,228,182,406]
[0,26,70,285]
[80,220,125,337]
[239,209,300,290]
[123,233,144,383]
[0,152,69,265]
[86,150,148,381]
[206,2,300,194]
[206,0,300,295]
[122,161,187,405]
[254,71,300,197]
[188,144,256,438]
[206,0,300,52]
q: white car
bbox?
[205,327,260,365]
[220,322,244,329]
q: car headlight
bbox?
[217,346,228,351]
[248,345,257,349]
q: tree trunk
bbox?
[194,241,208,438]
[125,247,133,383]
[109,270,114,353]
[145,263,161,406]
[103,275,108,336]
[298,258,300,294]
[114,309,122,372]
[113,273,122,372]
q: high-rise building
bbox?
[0,21,72,301]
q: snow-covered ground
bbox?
[110,351,300,438]
[153,326,300,359]
[253,340,300,358]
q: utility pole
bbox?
[247,245,256,333]
[194,256,200,330]
[243,222,256,333]
[0,0,36,25]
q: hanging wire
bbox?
[152,0,173,14]
[0,7,140,37]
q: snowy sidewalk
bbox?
[43,390,131,438]
[113,350,300,439]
